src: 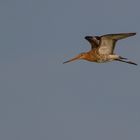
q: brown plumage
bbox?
[63,33,137,65]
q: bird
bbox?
[63,32,137,65]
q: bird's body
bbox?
[63,32,137,65]
[82,49,119,63]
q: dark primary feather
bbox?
[98,32,136,55]
[101,32,136,40]
[85,36,99,49]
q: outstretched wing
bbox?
[98,33,136,55]
[85,36,100,50]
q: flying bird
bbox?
[63,32,137,65]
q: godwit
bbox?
[63,33,137,65]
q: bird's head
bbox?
[63,52,87,64]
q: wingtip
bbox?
[84,36,93,40]
[130,32,136,36]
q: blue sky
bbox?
[0,0,140,140]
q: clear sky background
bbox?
[0,0,140,140]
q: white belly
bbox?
[96,54,119,63]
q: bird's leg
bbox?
[119,56,127,60]
[115,59,138,66]
[108,54,120,60]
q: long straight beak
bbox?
[63,55,81,64]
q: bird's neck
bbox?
[83,51,98,62]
